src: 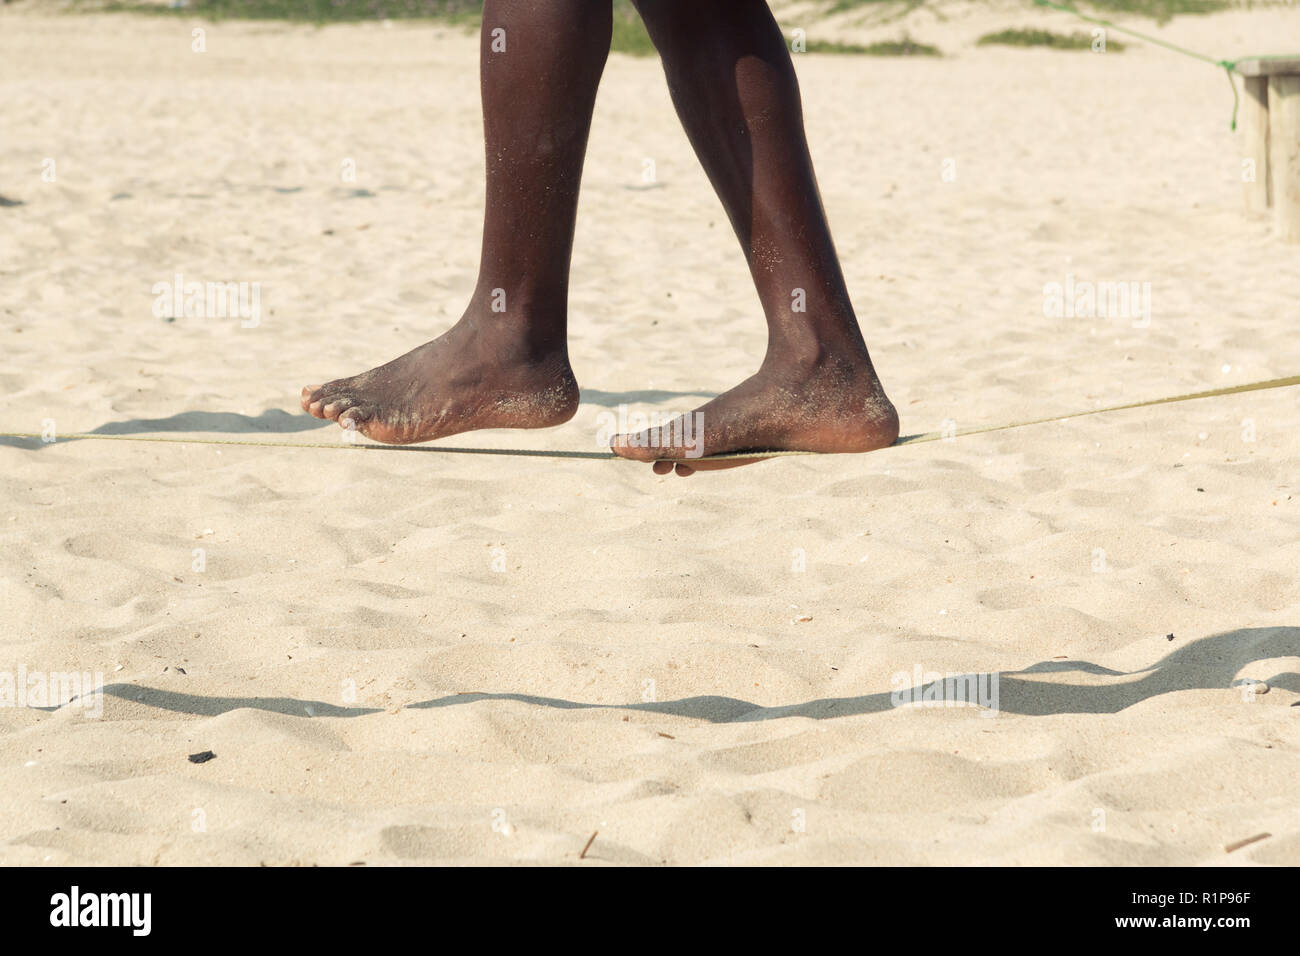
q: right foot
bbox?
[300,318,579,445]
[609,350,899,476]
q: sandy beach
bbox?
[1,2,1298,865]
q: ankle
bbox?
[458,305,569,367]
[763,328,870,377]
[469,280,567,320]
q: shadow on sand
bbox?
[77,626,1298,723]
[0,409,326,450]
[1,390,721,451]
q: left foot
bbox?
[610,354,899,476]
[299,314,579,445]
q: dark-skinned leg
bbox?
[613,0,898,476]
[301,0,611,444]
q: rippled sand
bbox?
[1,5,1297,865]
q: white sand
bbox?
[1,4,1297,865]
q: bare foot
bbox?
[301,318,579,445]
[609,354,899,476]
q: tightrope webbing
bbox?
[2,374,1296,461]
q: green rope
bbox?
[1224,63,1239,131]
[1028,0,1287,130]
[4,374,1298,461]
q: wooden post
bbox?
[1237,58,1300,242]
[1268,75,1300,242]
[1241,76,1270,213]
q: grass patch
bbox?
[819,0,1227,27]
[94,0,657,54]
[977,27,1124,50]
[1081,0,1229,23]
[610,0,655,57]
[103,0,482,23]
[827,0,927,11]
[804,36,942,56]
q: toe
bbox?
[610,432,660,463]
[338,406,371,430]
[341,406,393,443]
[651,456,768,477]
[682,457,764,473]
[321,397,356,421]
[301,385,324,415]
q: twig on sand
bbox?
[1224,832,1270,854]
[579,831,598,859]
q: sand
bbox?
[1,3,1297,865]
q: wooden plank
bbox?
[1236,57,1300,78]
[1242,75,1271,212]
[1267,75,1300,241]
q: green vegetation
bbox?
[805,35,941,56]
[1083,0,1228,23]
[610,1,655,57]
[99,0,658,54]
[104,0,482,23]
[87,0,1235,48]
[976,27,1125,50]
[825,0,1228,13]
[828,0,926,13]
